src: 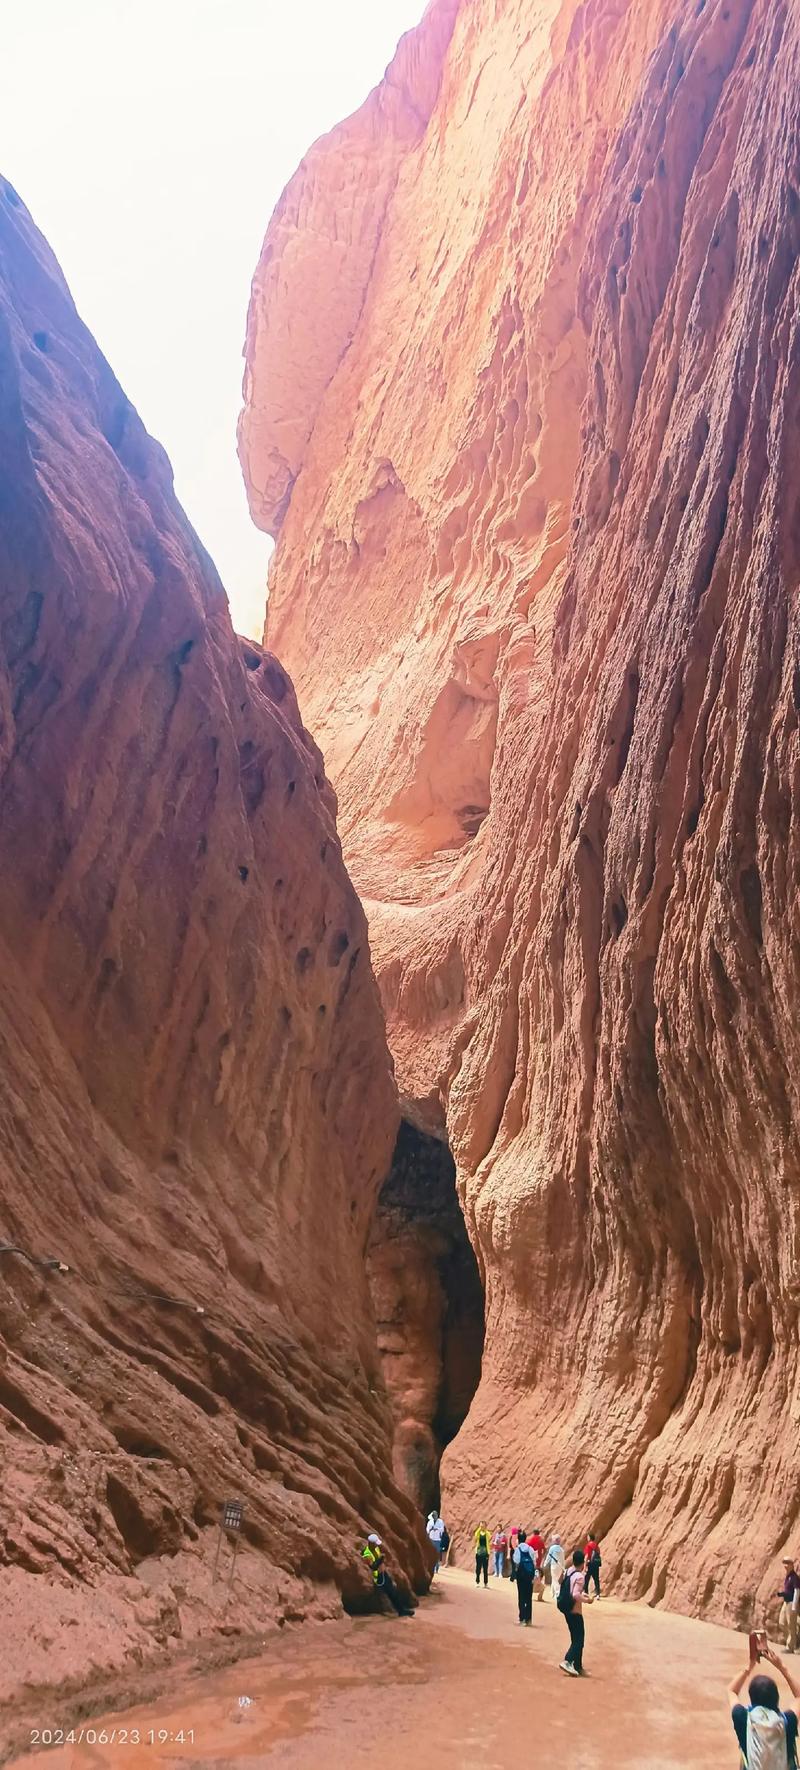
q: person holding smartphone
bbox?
[729,1639,800,1765]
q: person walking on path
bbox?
[585,1533,602,1599]
[558,1548,595,1675]
[426,1511,446,1576]
[513,1530,536,1626]
[474,1521,491,1586]
[361,1534,415,1618]
[545,1535,566,1599]
[729,1640,800,1765]
[778,1558,800,1654]
[528,1526,546,1602]
[491,1525,507,1579]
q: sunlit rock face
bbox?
[0,179,429,1737]
[241,0,800,1625]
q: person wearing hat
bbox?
[777,1557,800,1654]
[361,1533,415,1617]
[544,1533,566,1599]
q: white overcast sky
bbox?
[0,0,424,637]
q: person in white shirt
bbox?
[426,1510,446,1575]
[544,1535,566,1598]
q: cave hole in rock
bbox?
[368,1118,485,1517]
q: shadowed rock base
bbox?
[369,1121,484,1514]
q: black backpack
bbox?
[557,1570,575,1614]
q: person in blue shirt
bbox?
[729,1640,800,1765]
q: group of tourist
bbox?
[360,1523,800,1761]
[470,1522,601,1675]
[471,1522,601,1598]
[425,1514,601,1675]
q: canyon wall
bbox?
[0,180,425,1744]
[241,0,800,1626]
[368,1118,484,1513]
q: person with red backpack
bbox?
[558,1547,595,1675]
[729,1639,800,1765]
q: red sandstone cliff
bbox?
[241,0,800,1625]
[0,181,425,1747]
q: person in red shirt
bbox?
[528,1527,546,1602]
[585,1533,602,1599]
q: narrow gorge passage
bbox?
[368,1120,484,1514]
[240,0,800,1626]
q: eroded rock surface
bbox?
[0,181,425,1744]
[242,0,800,1624]
[368,1119,484,1512]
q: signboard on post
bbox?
[213,1499,244,1584]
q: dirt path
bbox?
[11,1569,755,1767]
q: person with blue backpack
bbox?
[729,1639,800,1766]
[512,1529,536,1625]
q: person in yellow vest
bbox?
[361,1533,415,1617]
[474,1520,490,1587]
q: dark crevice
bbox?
[740,862,763,947]
[105,1471,182,1562]
[368,1119,484,1514]
[612,667,639,784]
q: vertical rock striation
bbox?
[242,0,800,1623]
[0,180,422,1737]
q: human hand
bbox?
[762,1643,782,1669]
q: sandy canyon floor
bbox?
[11,1569,756,1768]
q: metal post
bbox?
[213,1499,244,1586]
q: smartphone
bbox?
[750,1631,767,1660]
